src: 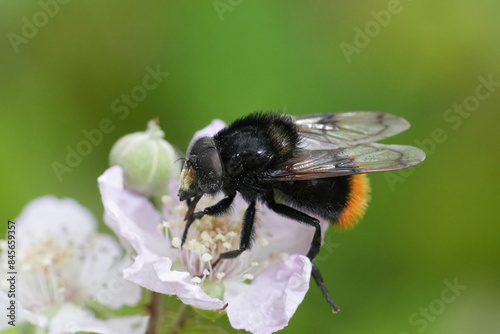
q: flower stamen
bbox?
[171,237,182,248]
[191,277,202,284]
[216,272,225,282]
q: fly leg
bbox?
[264,192,340,313]
[212,200,256,268]
[181,192,236,247]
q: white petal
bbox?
[124,254,225,310]
[16,196,97,252]
[0,291,48,329]
[225,255,311,334]
[48,304,148,334]
[250,204,330,261]
[98,166,167,258]
[83,235,142,309]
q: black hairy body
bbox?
[213,112,350,220]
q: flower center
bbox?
[160,196,268,285]
[19,239,74,271]
[2,237,84,314]
[185,214,241,256]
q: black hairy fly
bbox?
[177,112,425,312]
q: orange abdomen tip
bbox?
[336,174,371,228]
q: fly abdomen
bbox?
[275,175,370,227]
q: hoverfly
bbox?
[178,112,425,312]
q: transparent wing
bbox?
[266,143,426,181]
[293,112,410,150]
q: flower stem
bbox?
[174,303,189,329]
[147,291,161,334]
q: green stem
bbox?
[147,291,161,334]
[174,303,189,329]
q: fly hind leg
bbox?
[264,192,339,312]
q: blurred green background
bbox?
[1,1,499,333]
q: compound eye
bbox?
[195,147,224,193]
[188,137,224,194]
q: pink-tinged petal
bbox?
[124,254,225,310]
[49,305,148,334]
[16,196,96,252]
[192,119,226,140]
[225,255,312,334]
[98,166,166,258]
[246,205,330,263]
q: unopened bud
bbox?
[109,119,179,196]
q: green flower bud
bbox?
[109,119,179,197]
